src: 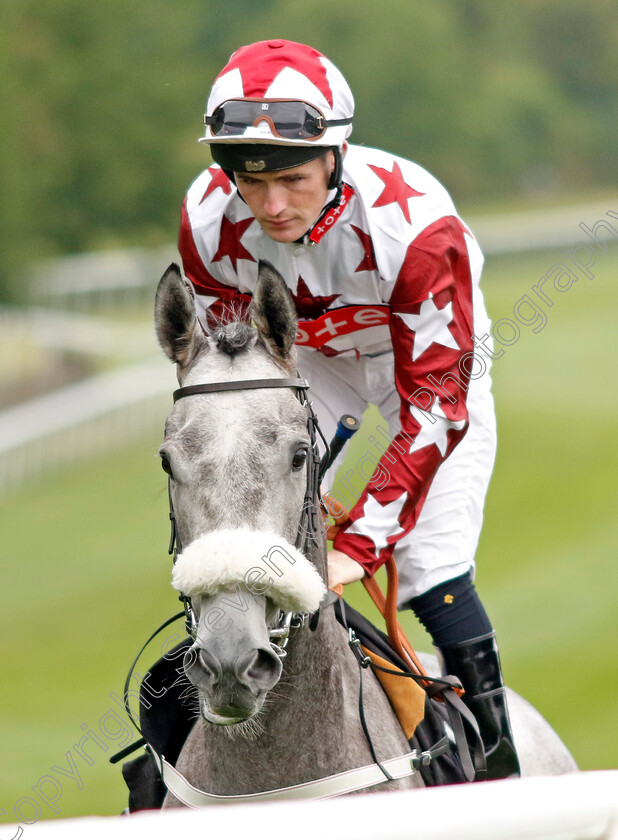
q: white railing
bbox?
[4,771,617,839]
[0,359,176,496]
[467,199,617,254]
[27,201,618,310]
[29,245,178,311]
[2,199,615,497]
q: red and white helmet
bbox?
[200,40,355,152]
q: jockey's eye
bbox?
[292,447,308,471]
[160,453,173,476]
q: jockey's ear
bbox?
[251,260,298,361]
[155,263,204,368]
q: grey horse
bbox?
[154,261,576,806]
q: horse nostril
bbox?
[237,647,282,691]
[184,645,222,687]
[247,649,275,680]
[198,647,222,679]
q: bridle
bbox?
[167,374,331,655]
[155,373,428,802]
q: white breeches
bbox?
[296,347,497,605]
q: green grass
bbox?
[0,244,616,823]
[0,441,172,821]
[476,245,618,768]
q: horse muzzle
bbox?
[184,638,283,724]
[171,528,325,724]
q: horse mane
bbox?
[212,322,254,356]
[203,303,255,357]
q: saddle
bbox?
[331,597,481,787]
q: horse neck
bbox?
[177,543,406,795]
[193,607,364,790]
[280,610,360,729]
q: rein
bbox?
[327,500,486,782]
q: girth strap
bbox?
[153,750,419,807]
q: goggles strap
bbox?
[206,115,352,127]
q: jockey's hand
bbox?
[328,548,365,593]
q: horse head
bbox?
[155,261,326,726]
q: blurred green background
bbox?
[0,0,616,825]
[1,0,616,300]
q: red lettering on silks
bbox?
[315,316,349,338]
[297,304,390,349]
[309,185,354,244]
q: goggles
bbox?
[205,99,352,141]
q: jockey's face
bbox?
[234,152,335,243]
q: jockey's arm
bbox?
[331,216,475,578]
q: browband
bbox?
[173,377,309,403]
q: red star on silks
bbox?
[368,162,425,225]
[290,276,340,319]
[221,41,334,106]
[351,225,377,273]
[200,166,233,204]
[212,216,256,270]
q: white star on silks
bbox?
[408,397,466,457]
[397,294,460,361]
[345,493,407,553]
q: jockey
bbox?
[178,39,520,780]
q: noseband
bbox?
[168,375,330,654]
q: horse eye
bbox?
[292,447,308,471]
[160,453,173,476]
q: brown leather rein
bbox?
[323,495,463,698]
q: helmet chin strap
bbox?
[294,182,343,246]
[327,146,344,191]
[222,168,246,203]
[295,146,344,244]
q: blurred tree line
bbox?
[1,0,616,300]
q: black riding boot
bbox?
[439,632,521,781]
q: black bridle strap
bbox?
[169,372,325,637]
[173,377,308,402]
[109,610,186,764]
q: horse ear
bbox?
[251,261,298,359]
[155,263,202,365]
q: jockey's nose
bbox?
[263,184,287,217]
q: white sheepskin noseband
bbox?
[172,529,326,614]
